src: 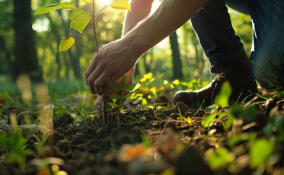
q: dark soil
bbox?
[0,94,284,175]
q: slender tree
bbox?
[13,0,42,81]
[169,31,183,79]
[0,36,13,74]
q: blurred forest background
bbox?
[0,0,253,87]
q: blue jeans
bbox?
[191,0,284,90]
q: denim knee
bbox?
[191,0,245,66]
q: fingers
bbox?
[86,64,104,94]
[93,72,108,95]
[85,53,98,84]
[95,95,115,120]
[95,95,104,118]
[102,76,119,95]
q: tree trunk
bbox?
[13,0,42,81]
[0,36,13,75]
[169,31,183,79]
[48,14,62,80]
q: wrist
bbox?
[123,29,148,58]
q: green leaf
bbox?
[109,94,121,100]
[250,138,274,168]
[109,0,131,10]
[141,116,147,120]
[34,3,75,15]
[121,76,129,86]
[243,106,257,123]
[145,73,153,79]
[208,147,234,170]
[70,9,91,33]
[150,87,157,96]
[263,122,274,136]
[229,104,244,119]
[223,116,233,131]
[164,80,169,85]
[141,134,152,148]
[172,79,180,85]
[108,102,118,108]
[124,84,135,92]
[214,81,232,107]
[142,98,147,106]
[227,134,247,148]
[201,114,216,128]
[113,84,123,91]
[59,37,75,52]
[0,130,30,173]
[156,106,164,110]
[274,114,284,132]
[126,83,141,92]
[184,117,192,125]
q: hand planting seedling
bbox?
[35,0,131,119]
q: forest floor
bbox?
[0,77,284,175]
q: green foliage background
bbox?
[0,0,252,84]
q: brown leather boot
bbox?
[173,52,258,108]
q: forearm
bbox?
[124,0,206,56]
[123,0,153,73]
[123,0,153,35]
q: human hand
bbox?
[94,69,133,119]
[85,38,140,96]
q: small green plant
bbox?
[129,73,156,106]
[180,79,209,91]
[177,107,192,125]
[108,75,141,119]
[201,82,259,130]
[0,129,32,173]
[34,134,48,156]
[214,81,232,108]
[201,81,232,129]
[141,133,152,148]
[249,138,275,168]
[207,147,234,170]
